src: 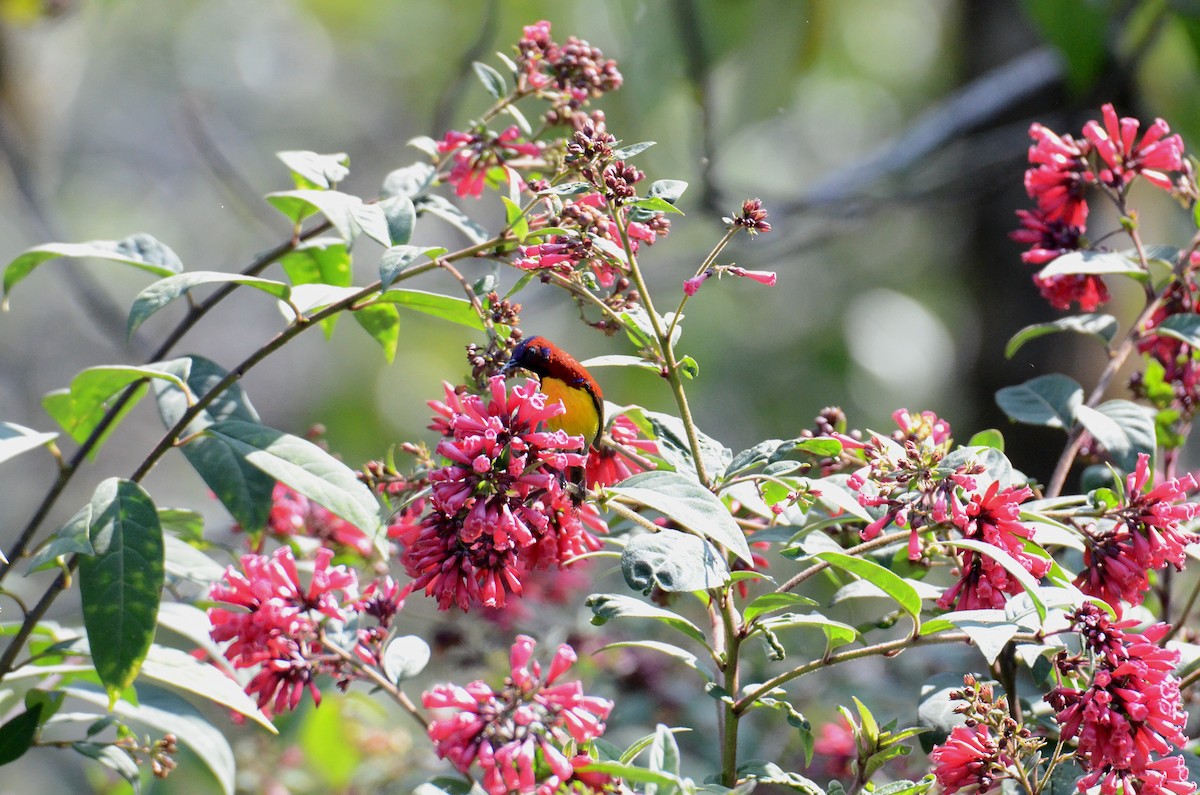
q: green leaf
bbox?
[71,742,141,790]
[597,640,709,681]
[612,141,656,159]
[580,761,685,791]
[743,592,818,624]
[280,237,352,287]
[966,429,1004,451]
[814,550,922,626]
[758,611,860,652]
[501,196,530,241]
[609,470,751,562]
[353,302,401,362]
[127,271,293,338]
[580,354,661,373]
[27,503,93,572]
[621,531,730,593]
[0,703,42,765]
[1037,249,1144,279]
[636,409,732,481]
[416,194,490,244]
[277,150,349,189]
[267,189,390,247]
[139,644,274,732]
[995,373,1082,428]
[0,422,57,466]
[381,162,436,200]
[152,356,274,532]
[472,61,507,98]
[628,196,684,215]
[378,245,444,291]
[647,723,682,795]
[937,446,1016,491]
[79,478,164,703]
[537,181,593,196]
[1004,313,1119,358]
[647,179,689,205]
[1075,399,1156,473]
[66,683,235,795]
[737,760,827,793]
[3,233,182,308]
[42,363,190,452]
[382,195,417,247]
[204,420,383,539]
[586,593,707,645]
[1152,312,1200,347]
[373,288,483,330]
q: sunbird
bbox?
[504,336,604,448]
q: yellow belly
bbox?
[541,376,601,446]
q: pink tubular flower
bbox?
[1075,454,1199,612]
[1082,103,1184,190]
[423,636,613,795]
[930,724,1005,794]
[1032,271,1110,312]
[892,408,952,449]
[265,482,374,557]
[726,266,777,287]
[683,271,710,296]
[208,547,359,715]
[401,377,605,611]
[1047,605,1193,793]
[937,482,1050,612]
[438,126,542,198]
[586,414,658,488]
[1009,208,1084,266]
[1024,122,1091,227]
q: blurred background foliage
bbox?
[3,0,1200,792]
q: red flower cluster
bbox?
[423,636,613,795]
[515,20,622,107]
[208,547,358,715]
[936,481,1050,612]
[1075,454,1199,612]
[516,191,669,289]
[437,126,542,199]
[1013,104,1185,311]
[208,547,407,716]
[400,377,605,611]
[264,482,374,558]
[1047,604,1192,795]
[584,414,657,488]
[930,725,1006,794]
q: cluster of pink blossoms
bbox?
[437,126,542,199]
[262,482,374,558]
[400,377,606,611]
[843,410,1049,609]
[1012,103,1186,311]
[515,185,668,288]
[1074,453,1198,613]
[931,724,1008,794]
[423,636,614,795]
[208,547,407,716]
[1046,604,1193,795]
[515,21,622,112]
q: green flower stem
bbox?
[1045,227,1200,497]
[665,227,738,345]
[320,634,430,731]
[611,202,713,488]
[0,220,333,582]
[732,631,1043,716]
[718,588,743,788]
[770,530,911,600]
